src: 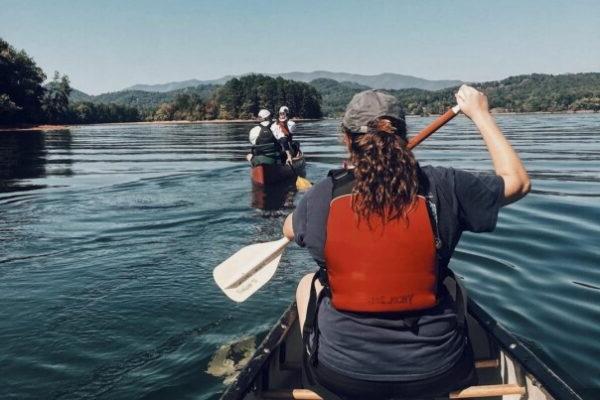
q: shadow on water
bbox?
[0,130,73,193]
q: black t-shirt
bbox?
[292,165,504,381]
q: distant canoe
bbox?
[251,157,306,186]
[220,298,582,400]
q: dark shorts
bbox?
[303,345,477,400]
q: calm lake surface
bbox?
[1,114,599,400]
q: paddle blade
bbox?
[213,237,289,302]
[295,176,312,191]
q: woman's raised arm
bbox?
[455,85,531,205]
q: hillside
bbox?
[278,71,461,91]
[69,85,219,110]
[122,71,461,93]
[309,78,370,116]
[125,78,231,92]
[68,73,600,120]
[69,88,93,102]
[309,73,600,116]
[391,73,600,115]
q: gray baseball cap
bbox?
[342,90,405,134]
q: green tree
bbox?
[0,37,46,124]
[211,74,322,120]
[42,71,72,123]
[153,103,176,121]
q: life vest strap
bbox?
[302,270,329,385]
[443,269,467,332]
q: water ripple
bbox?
[0,114,599,399]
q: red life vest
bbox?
[323,169,439,313]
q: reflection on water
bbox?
[0,131,47,192]
[251,181,297,213]
[0,115,599,400]
[0,130,73,192]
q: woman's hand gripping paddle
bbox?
[213,105,461,302]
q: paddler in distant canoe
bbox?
[247,108,294,166]
[281,86,531,399]
[273,105,301,157]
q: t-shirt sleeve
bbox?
[293,191,309,247]
[249,126,260,144]
[292,177,333,263]
[452,169,505,232]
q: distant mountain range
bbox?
[70,85,218,109]
[70,73,600,118]
[125,77,233,92]
[124,71,462,92]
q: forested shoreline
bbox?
[0,39,322,126]
[313,74,600,116]
[1,37,599,128]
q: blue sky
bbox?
[1,0,598,94]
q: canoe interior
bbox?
[251,157,306,185]
[221,299,583,400]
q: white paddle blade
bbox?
[213,237,289,302]
[218,253,282,302]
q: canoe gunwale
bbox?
[220,300,583,400]
[466,298,582,400]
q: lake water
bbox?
[0,114,599,400]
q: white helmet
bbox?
[278,106,289,115]
[258,109,271,120]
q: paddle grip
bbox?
[407,105,460,150]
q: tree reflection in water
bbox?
[0,130,72,193]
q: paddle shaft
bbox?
[407,105,461,150]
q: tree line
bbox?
[1,38,322,125]
[1,38,140,125]
[312,74,600,116]
[2,36,598,126]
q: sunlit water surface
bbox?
[0,114,598,399]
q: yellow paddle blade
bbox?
[213,237,290,302]
[295,176,312,191]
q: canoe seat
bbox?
[262,383,526,399]
[265,359,514,399]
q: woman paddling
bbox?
[282,85,530,399]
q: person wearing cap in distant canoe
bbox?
[280,86,531,399]
[247,109,293,166]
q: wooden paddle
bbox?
[214,105,461,302]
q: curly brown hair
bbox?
[344,117,420,222]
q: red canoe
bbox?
[251,157,306,185]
